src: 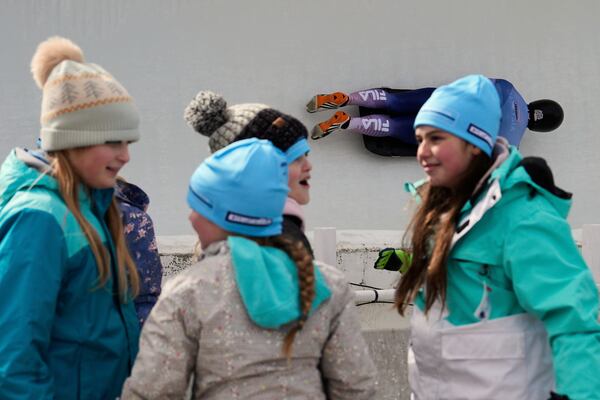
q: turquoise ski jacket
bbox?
[0,149,140,399]
[411,145,600,399]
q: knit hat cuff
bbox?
[40,127,140,151]
[415,109,494,156]
[285,138,310,163]
[187,188,283,237]
[413,75,501,157]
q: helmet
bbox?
[527,99,564,132]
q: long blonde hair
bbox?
[250,235,314,358]
[50,151,139,302]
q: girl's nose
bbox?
[304,157,312,172]
[417,141,430,160]
[118,143,130,163]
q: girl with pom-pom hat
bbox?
[0,37,141,399]
[184,91,314,257]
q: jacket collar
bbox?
[283,197,305,231]
[0,148,114,215]
[115,179,149,211]
[405,138,572,247]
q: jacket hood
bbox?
[489,147,572,218]
[0,148,115,215]
[0,148,56,212]
[227,236,331,329]
[115,179,150,211]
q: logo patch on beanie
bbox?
[467,124,493,148]
[226,211,272,227]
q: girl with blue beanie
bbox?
[0,37,140,399]
[394,75,600,399]
[122,138,376,399]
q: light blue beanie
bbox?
[187,138,289,237]
[414,75,501,156]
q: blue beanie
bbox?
[187,138,289,237]
[414,75,501,156]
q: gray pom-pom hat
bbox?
[184,91,309,159]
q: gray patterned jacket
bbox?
[121,240,377,399]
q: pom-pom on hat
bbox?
[414,75,501,156]
[184,91,309,161]
[187,138,289,237]
[31,36,140,151]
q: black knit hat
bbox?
[184,91,308,153]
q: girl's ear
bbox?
[468,144,482,157]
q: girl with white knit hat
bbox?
[0,37,141,399]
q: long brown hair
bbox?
[50,151,139,302]
[395,150,492,315]
[250,235,314,358]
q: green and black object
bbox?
[373,248,412,274]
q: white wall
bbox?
[1,0,599,235]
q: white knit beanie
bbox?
[31,36,140,151]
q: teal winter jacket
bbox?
[0,149,140,400]
[411,145,600,399]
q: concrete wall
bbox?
[1,0,599,237]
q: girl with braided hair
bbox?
[122,139,375,399]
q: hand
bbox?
[373,248,412,274]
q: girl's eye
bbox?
[105,141,128,148]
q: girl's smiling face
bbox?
[66,141,130,189]
[287,154,312,205]
[415,126,481,189]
